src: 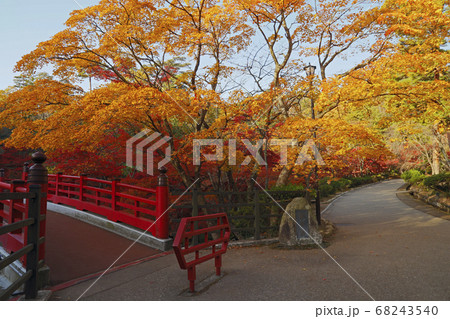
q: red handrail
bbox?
[117,183,157,194]
[47,170,169,239]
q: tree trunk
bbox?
[447,132,450,149]
[247,163,259,190]
[171,158,194,188]
[431,144,440,175]
[431,125,441,175]
[275,166,292,187]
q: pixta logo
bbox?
[126,130,171,176]
[193,139,325,166]
[127,132,325,176]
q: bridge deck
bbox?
[45,210,160,286]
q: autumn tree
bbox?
[334,0,450,174]
[2,0,253,187]
[228,0,394,186]
[0,0,398,191]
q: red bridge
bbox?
[47,171,169,239]
[0,152,172,293]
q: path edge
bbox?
[395,183,450,221]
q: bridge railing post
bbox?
[11,180,26,234]
[55,172,62,197]
[0,168,5,182]
[111,178,120,211]
[155,167,169,239]
[22,162,29,181]
[27,151,48,261]
[80,173,87,201]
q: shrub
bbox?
[269,183,305,201]
[270,184,305,192]
[319,181,334,197]
[318,178,351,197]
[228,205,254,239]
[401,169,424,184]
[347,176,373,188]
[339,178,352,189]
[401,170,412,181]
[423,173,450,193]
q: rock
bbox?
[409,185,450,213]
[279,197,322,246]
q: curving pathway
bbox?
[319,179,450,300]
[51,179,450,300]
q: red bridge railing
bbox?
[46,168,170,239]
[0,152,48,263]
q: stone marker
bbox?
[295,209,309,239]
[279,197,322,246]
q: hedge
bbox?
[423,173,450,194]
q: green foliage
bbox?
[228,205,254,239]
[269,184,305,201]
[401,169,424,184]
[13,72,52,89]
[339,178,352,188]
[347,176,375,188]
[423,173,450,194]
[270,184,305,192]
[319,178,351,197]
[318,179,335,198]
[316,175,382,198]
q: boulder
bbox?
[279,197,322,246]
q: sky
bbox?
[0,0,99,90]
[0,0,374,92]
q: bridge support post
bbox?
[156,167,169,239]
[24,183,42,299]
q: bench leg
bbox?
[215,255,222,276]
[188,266,196,292]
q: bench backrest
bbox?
[173,213,230,270]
